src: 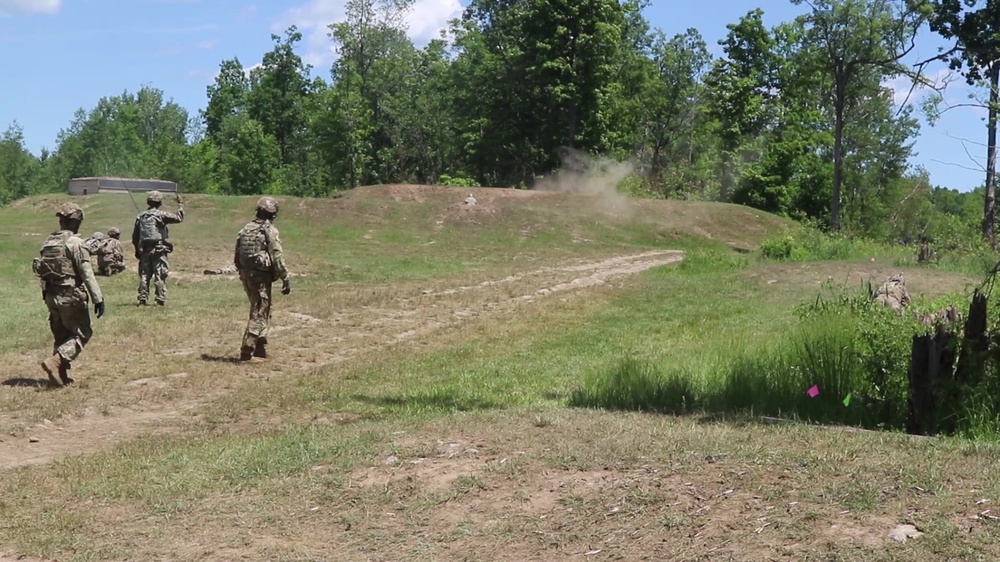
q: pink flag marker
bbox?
[807,385,820,398]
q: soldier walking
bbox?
[32,202,106,387]
[234,196,291,363]
[131,190,184,306]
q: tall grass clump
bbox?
[677,249,750,274]
[572,279,943,431]
[759,228,904,263]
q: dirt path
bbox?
[0,250,684,471]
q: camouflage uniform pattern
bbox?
[39,231,104,367]
[873,273,910,313]
[132,206,185,304]
[83,232,106,255]
[97,237,126,276]
[234,217,289,354]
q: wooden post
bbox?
[907,324,955,436]
[957,289,989,386]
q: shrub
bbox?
[760,235,795,260]
[439,174,480,188]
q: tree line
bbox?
[0,0,997,246]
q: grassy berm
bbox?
[0,185,997,561]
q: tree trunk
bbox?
[984,60,999,249]
[831,71,846,232]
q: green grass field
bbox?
[1,185,998,561]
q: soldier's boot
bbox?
[240,345,253,363]
[137,299,147,307]
[253,338,267,359]
[41,354,65,388]
[59,363,74,385]
[155,300,165,307]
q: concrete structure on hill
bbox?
[67,177,178,196]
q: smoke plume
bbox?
[531,147,637,218]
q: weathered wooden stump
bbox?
[907,324,955,436]
[957,289,989,385]
[917,243,936,265]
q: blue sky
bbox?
[0,0,992,192]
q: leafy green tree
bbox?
[791,0,927,231]
[247,26,314,170]
[924,0,1000,246]
[0,122,40,204]
[639,29,713,195]
[213,113,280,194]
[204,57,250,138]
[53,86,192,182]
[704,9,779,202]
[326,0,416,186]
[455,0,633,186]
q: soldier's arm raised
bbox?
[162,207,185,224]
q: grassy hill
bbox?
[0,186,994,561]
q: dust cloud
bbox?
[531,147,637,219]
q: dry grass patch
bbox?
[4,410,1000,561]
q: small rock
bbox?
[384,455,398,465]
[28,437,39,443]
[889,524,924,543]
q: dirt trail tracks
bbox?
[0,249,684,470]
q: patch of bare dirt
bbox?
[0,402,198,469]
[325,417,943,562]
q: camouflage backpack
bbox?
[32,232,76,287]
[237,221,272,272]
[137,210,164,246]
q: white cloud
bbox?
[406,0,462,41]
[0,0,61,16]
[237,4,258,22]
[274,0,463,69]
[197,38,221,49]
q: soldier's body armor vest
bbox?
[33,232,77,287]
[237,221,271,272]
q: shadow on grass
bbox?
[568,319,910,433]
[200,354,240,364]
[351,391,502,414]
[2,377,56,389]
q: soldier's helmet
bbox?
[256,196,279,215]
[108,227,121,238]
[146,190,163,205]
[56,202,84,221]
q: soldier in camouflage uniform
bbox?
[96,227,126,276]
[234,196,291,363]
[83,231,106,255]
[33,202,106,387]
[131,190,185,306]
